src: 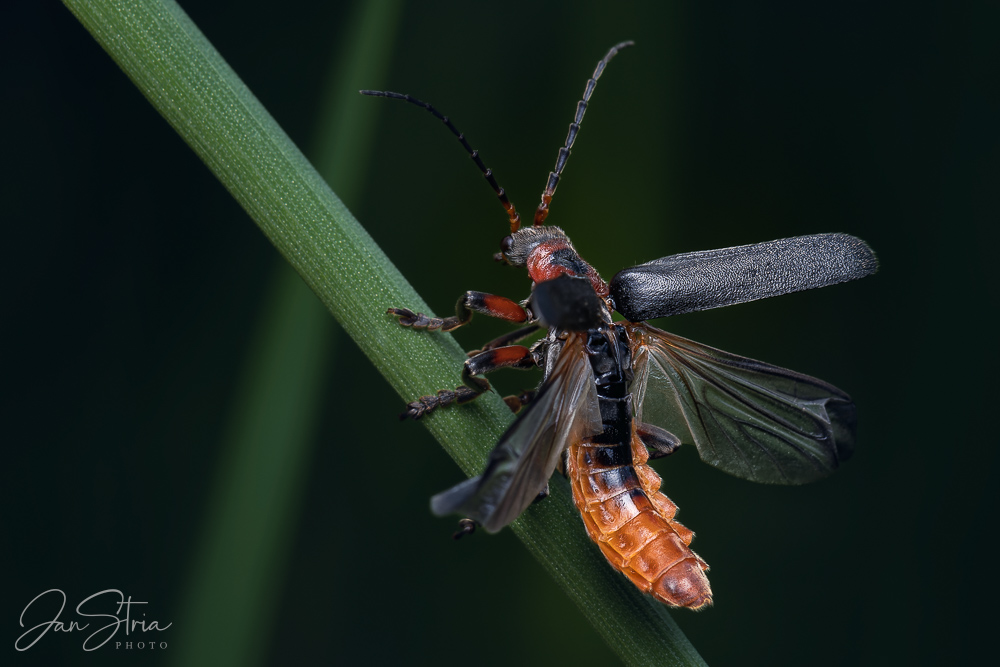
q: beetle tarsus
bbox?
[400,386,484,420]
[533,482,550,504]
[636,422,682,459]
[387,307,463,331]
[502,389,537,413]
[452,518,477,540]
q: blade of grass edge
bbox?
[61,1,705,664]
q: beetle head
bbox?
[498,226,570,267]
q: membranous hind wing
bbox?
[627,323,855,484]
[431,333,602,532]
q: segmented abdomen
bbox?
[567,430,713,609]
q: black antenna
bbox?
[533,41,634,227]
[360,90,523,233]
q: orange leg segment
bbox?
[388,291,528,333]
[400,345,537,420]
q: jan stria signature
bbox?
[16,589,171,651]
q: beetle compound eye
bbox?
[500,235,514,254]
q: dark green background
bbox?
[4,1,996,665]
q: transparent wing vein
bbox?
[628,323,856,484]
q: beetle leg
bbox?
[636,422,682,459]
[388,292,529,332]
[400,386,482,420]
[533,482,550,504]
[452,518,478,540]
[467,323,541,356]
[401,345,537,419]
[462,344,537,390]
[502,389,537,413]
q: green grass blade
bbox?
[62,1,705,663]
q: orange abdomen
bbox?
[566,429,713,609]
